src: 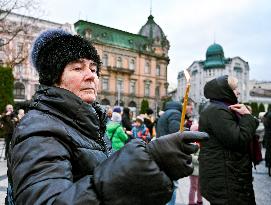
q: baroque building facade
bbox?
[75,15,170,114]
[1,13,169,115]
[177,43,250,107]
[0,12,71,102]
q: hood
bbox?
[204,75,237,104]
[164,101,182,112]
[107,122,121,133]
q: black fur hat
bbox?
[31,29,101,86]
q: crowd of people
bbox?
[0,28,270,205]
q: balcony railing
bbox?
[106,66,135,75]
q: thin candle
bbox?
[180,69,191,132]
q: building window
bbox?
[14,82,25,99]
[155,86,160,97]
[102,78,109,90]
[116,57,122,68]
[129,59,135,70]
[130,80,136,94]
[116,79,123,93]
[85,29,92,39]
[145,61,150,74]
[0,38,4,51]
[102,53,108,67]
[144,82,151,97]
[156,64,161,76]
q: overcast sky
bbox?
[37,0,271,89]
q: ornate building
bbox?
[0,12,71,102]
[75,15,170,114]
[177,43,250,107]
[248,80,271,109]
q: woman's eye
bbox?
[73,67,82,71]
[90,68,97,73]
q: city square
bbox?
[0,0,271,204]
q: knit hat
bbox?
[111,112,122,123]
[136,115,144,124]
[113,106,121,113]
[31,29,101,86]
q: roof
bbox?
[74,20,150,51]
[138,15,165,39]
[250,88,271,98]
[204,43,226,69]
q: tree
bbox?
[0,0,42,68]
[268,104,271,112]
[258,103,265,113]
[140,99,149,114]
[250,102,259,117]
[0,66,14,112]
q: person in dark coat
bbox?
[156,101,182,138]
[263,111,271,168]
[8,29,208,205]
[121,107,132,131]
[199,75,259,205]
[0,104,18,159]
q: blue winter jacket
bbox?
[156,101,182,137]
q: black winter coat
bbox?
[199,76,259,205]
[156,101,182,137]
[9,85,173,205]
[263,111,271,167]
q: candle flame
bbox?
[184,69,190,82]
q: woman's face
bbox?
[228,76,240,98]
[56,58,99,103]
[232,87,240,98]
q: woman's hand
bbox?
[229,104,251,115]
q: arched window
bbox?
[100,98,110,106]
[102,53,108,67]
[14,82,25,99]
[129,59,135,70]
[116,57,122,68]
[128,101,136,107]
[114,100,124,106]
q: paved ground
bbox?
[0,140,270,205]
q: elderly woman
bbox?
[199,75,259,205]
[7,29,208,205]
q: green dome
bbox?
[204,43,225,69]
[206,43,224,58]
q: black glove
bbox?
[146,131,209,180]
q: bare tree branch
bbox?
[0,0,42,68]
